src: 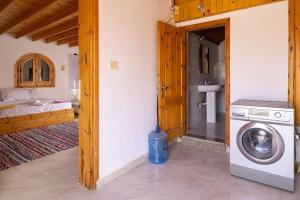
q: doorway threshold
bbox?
[182,135,226,153]
[186,133,225,143]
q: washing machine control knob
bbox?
[275,112,282,118]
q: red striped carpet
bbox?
[0,121,78,171]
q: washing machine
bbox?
[230,99,295,191]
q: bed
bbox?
[0,89,74,134]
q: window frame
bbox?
[14,53,55,88]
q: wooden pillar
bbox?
[288,0,295,106]
[295,0,300,125]
[289,0,300,125]
[78,0,99,190]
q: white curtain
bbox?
[68,54,79,90]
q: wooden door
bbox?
[157,21,186,141]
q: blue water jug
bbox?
[148,126,168,164]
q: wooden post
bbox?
[295,0,300,125]
[288,0,295,106]
[78,0,99,190]
[289,0,300,125]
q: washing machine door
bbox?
[237,122,285,165]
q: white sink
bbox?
[198,84,223,123]
[198,85,223,92]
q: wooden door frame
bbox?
[78,0,99,190]
[288,0,299,125]
[181,18,231,145]
[288,0,295,107]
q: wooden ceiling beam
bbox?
[31,18,78,41]
[0,0,61,35]
[15,6,78,39]
[175,0,193,4]
[69,41,78,47]
[57,35,78,45]
[0,0,12,13]
[44,27,78,43]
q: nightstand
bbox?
[71,99,80,114]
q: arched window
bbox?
[14,53,55,88]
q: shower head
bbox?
[199,36,205,41]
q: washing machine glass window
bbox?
[237,123,285,165]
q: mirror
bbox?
[40,60,50,81]
[199,44,209,74]
[22,59,34,82]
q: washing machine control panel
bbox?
[268,110,290,122]
[231,107,293,124]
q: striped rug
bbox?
[0,121,78,171]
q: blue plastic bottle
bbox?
[148,126,168,164]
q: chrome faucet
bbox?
[204,80,210,85]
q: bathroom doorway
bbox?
[182,19,230,144]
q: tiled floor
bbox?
[188,113,225,142]
[0,144,299,200]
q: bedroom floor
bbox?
[0,144,299,200]
[0,121,78,171]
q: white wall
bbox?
[178,1,289,102]
[99,0,170,178]
[0,35,78,100]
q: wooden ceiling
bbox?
[0,0,78,47]
[193,26,225,45]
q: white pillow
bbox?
[0,88,31,101]
[27,88,37,99]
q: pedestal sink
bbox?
[198,85,223,123]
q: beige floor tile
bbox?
[0,144,299,200]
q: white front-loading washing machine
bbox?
[230,99,295,191]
